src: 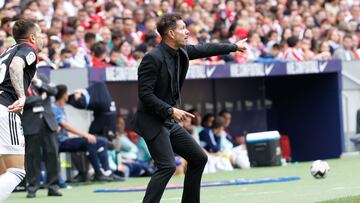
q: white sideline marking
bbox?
[332,187,345,190]
[332,186,360,190]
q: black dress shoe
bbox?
[48,190,63,197]
[26,192,36,198]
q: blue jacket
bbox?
[199,128,221,153]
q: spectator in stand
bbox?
[58,48,72,69]
[184,19,198,45]
[1,17,13,36]
[123,18,141,46]
[111,30,124,51]
[326,28,341,54]
[84,32,96,54]
[134,8,146,32]
[0,0,358,69]
[315,41,332,60]
[67,40,89,68]
[109,48,122,67]
[198,28,210,44]
[258,43,282,62]
[334,34,356,61]
[91,42,111,68]
[50,17,62,37]
[283,36,304,61]
[99,27,113,53]
[116,41,137,67]
[301,37,315,60]
[74,26,87,51]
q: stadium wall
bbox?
[40,59,352,161]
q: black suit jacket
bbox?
[132,42,238,140]
[22,76,58,135]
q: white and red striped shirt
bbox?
[283,48,304,61]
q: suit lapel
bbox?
[159,45,174,92]
[179,48,189,89]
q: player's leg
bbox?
[0,110,26,202]
[170,123,208,203]
[143,127,176,203]
[0,155,25,202]
[0,157,6,175]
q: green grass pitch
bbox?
[8,155,360,203]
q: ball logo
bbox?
[26,52,36,65]
[310,160,330,179]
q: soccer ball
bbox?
[310,160,330,179]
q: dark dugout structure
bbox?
[43,59,343,162]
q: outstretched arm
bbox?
[8,56,26,112]
[185,38,247,60]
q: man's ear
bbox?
[29,33,36,44]
[168,30,175,39]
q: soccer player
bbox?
[0,18,43,202]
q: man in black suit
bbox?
[132,13,246,203]
[23,74,62,198]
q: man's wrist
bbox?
[167,107,174,117]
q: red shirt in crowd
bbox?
[92,57,111,68]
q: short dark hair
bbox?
[111,30,123,40]
[201,113,215,127]
[1,17,13,27]
[60,48,71,55]
[104,2,117,12]
[212,116,225,129]
[218,109,230,116]
[55,84,68,101]
[156,13,182,37]
[84,32,96,43]
[287,36,299,48]
[91,42,106,57]
[272,43,280,50]
[12,18,37,43]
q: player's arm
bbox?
[8,56,26,113]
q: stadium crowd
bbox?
[0,0,359,198]
[0,0,359,69]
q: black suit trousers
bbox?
[25,118,60,193]
[143,119,208,203]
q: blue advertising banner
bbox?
[98,60,342,82]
